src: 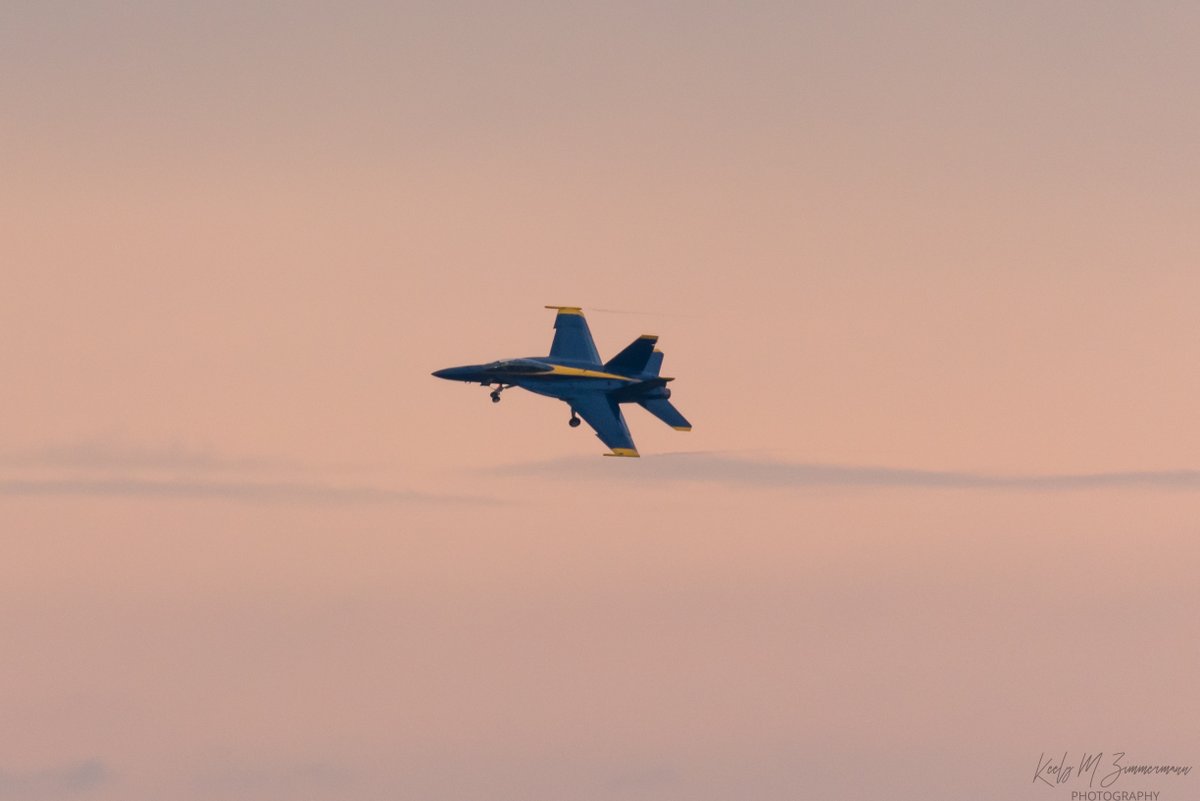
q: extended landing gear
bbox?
[569,412,581,427]
[489,384,509,403]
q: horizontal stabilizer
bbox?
[604,335,658,375]
[638,399,692,431]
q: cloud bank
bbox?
[192,760,354,795]
[0,761,107,800]
[492,453,1200,491]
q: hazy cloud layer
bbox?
[0,442,495,505]
[0,477,494,505]
[0,761,107,800]
[492,453,1200,491]
[0,442,285,472]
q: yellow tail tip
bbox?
[604,448,640,458]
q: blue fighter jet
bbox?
[432,306,692,457]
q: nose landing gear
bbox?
[568,412,581,427]
[489,384,510,403]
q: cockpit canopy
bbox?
[484,358,551,374]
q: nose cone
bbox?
[432,365,478,381]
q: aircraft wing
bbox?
[545,306,601,365]
[569,394,639,457]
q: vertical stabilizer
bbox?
[604,335,658,375]
[645,349,664,377]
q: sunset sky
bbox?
[3,3,1198,800]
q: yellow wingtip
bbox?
[604,448,640,458]
[544,305,583,315]
[673,426,692,431]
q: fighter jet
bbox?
[432,306,691,457]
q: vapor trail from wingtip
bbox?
[587,307,703,318]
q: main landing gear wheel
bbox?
[569,414,581,427]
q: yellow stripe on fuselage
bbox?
[547,365,637,381]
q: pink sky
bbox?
[2,3,1198,800]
